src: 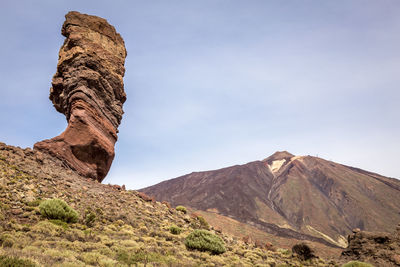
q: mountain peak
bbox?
[141,152,400,251]
[263,151,295,164]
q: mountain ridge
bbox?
[141,151,400,248]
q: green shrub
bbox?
[197,215,210,230]
[84,209,96,227]
[176,206,187,214]
[0,255,37,267]
[49,219,69,230]
[39,199,78,223]
[341,261,374,267]
[117,249,163,265]
[185,229,226,255]
[27,199,42,207]
[190,215,210,230]
[169,225,182,235]
[0,234,14,248]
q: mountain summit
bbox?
[141,152,400,248]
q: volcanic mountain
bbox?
[141,151,400,248]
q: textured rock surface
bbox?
[34,11,127,182]
[341,225,400,266]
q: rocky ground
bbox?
[341,227,400,266]
[0,142,343,266]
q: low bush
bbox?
[190,214,210,230]
[84,209,96,227]
[185,229,226,255]
[0,255,37,267]
[117,249,164,265]
[176,206,187,214]
[292,242,315,261]
[341,261,374,267]
[27,199,42,207]
[169,225,182,235]
[49,219,69,229]
[1,238,14,248]
[0,234,14,248]
[197,215,210,230]
[39,199,79,223]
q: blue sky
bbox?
[0,1,399,189]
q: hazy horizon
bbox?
[1,1,399,189]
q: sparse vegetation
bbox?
[84,208,96,227]
[0,255,37,267]
[175,205,187,214]
[1,238,14,248]
[341,261,374,267]
[0,143,338,266]
[117,249,167,266]
[185,229,226,255]
[39,198,79,223]
[48,219,69,229]
[197,215,210,230]
[27,199,41,207]
[169,225,182,235]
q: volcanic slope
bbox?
[0,143,343,266]
[141,151,400,248]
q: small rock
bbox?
[0,142,6,150]
[392,254,400,265]
[11,208,23,215]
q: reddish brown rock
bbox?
[161,201,171,209]
[264,241,276,252]
[341,226,400,266]
[34,11,127,182]
[137,192,155,203]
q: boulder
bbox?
[34,11,127,182]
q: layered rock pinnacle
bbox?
[34,11,127,182]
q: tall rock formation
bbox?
[34,11,127,182]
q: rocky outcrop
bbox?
[341,225,400,266]
[34,11,127,182]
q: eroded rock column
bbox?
[34,11,127,182]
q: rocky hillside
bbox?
[340,226,400,266]
[141,151,400,249]
[0,143,344,266]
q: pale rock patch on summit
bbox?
[268,156,304,173]
[268,159,286,173]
